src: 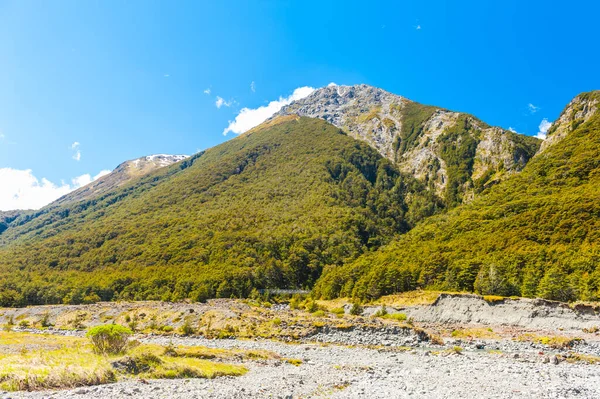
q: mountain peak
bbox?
[275,84,540,205]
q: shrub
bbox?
[39,312,52,328]
[312,310,325,317]
[180,320,195,336]
[373,305,388,317]
[87,324,133,354]
[305,301,320,313]
[349,302,363,316]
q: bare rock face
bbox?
[275,84,541,204]
[53,154,189,206]
[540,91,600,152]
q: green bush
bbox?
[305,301,320,313]
[349,302,363,316]
[87,324,133,354]
[180,320,195,336]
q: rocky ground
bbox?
[2,294,600,398]
[6,333,600,399]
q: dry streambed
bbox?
[1,294,600,398]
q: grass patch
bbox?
[374,291,442,307]
[516,333,583,349]
[483,295,505,304]
[563,352,600,364]
[450,328,499,339]
[0,331,253,391]
[382,313,407,322]
[284,358,303,366]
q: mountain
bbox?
[0,116,441,306]
[314,91,600,302]
[52,154,189,206]
[275,84,541,206]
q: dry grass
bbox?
[373,291,443,307]
[450,328,500,339]
[516,333,583,349]
[0,331,252,391]
[0,332,115,391]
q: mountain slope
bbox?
[276,84,541,206]
[314,91,600,302]
[0,117,441,306]
[52,154,189,206]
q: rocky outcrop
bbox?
[275,84,541,203]
[540,91,600,152]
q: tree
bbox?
[537,266,575,302]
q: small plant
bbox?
[452,346,463,354]
[161,325,174,333]
[127,314,139,332]
[312,310,325,317]
[285,358,303,366]
[180,320,195,336]
[373,305,388,317]
[3,315,14,331]
[583,326,599,334]
[331,307,345,315]
[272,317,282,326]
[39,312,53,328]
[349,302,363,316]
[305,301,319,313]
[87,324,133,354]
[18,320,30,328]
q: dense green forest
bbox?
[314,92,600,302]
[0,117,442,306]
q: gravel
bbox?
[11,333,600,399]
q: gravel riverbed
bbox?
[7,333,600,399]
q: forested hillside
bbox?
[0,116,441,306]
[314,91,600,302]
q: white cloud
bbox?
[215,96,232,108]
[70,142,81,161]
[163,74,170,78]
[508,127,517,133]
[250,81,256,92]
[327,82,338,87]
[416,25,421,30]
[71,169,111,188]
[203,88,211,95]
[222,86,315,136]
[0,168,112,211]
[528,103,540,114]
[535,118,552,140]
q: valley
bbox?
[0,86,599,398]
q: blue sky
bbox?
[0,0,599,210]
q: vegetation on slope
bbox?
[314,92,600,302]
[0,117,441,306]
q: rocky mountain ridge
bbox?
[52,154,189,206]
[275,84,541,204]
[540,91,600,152]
